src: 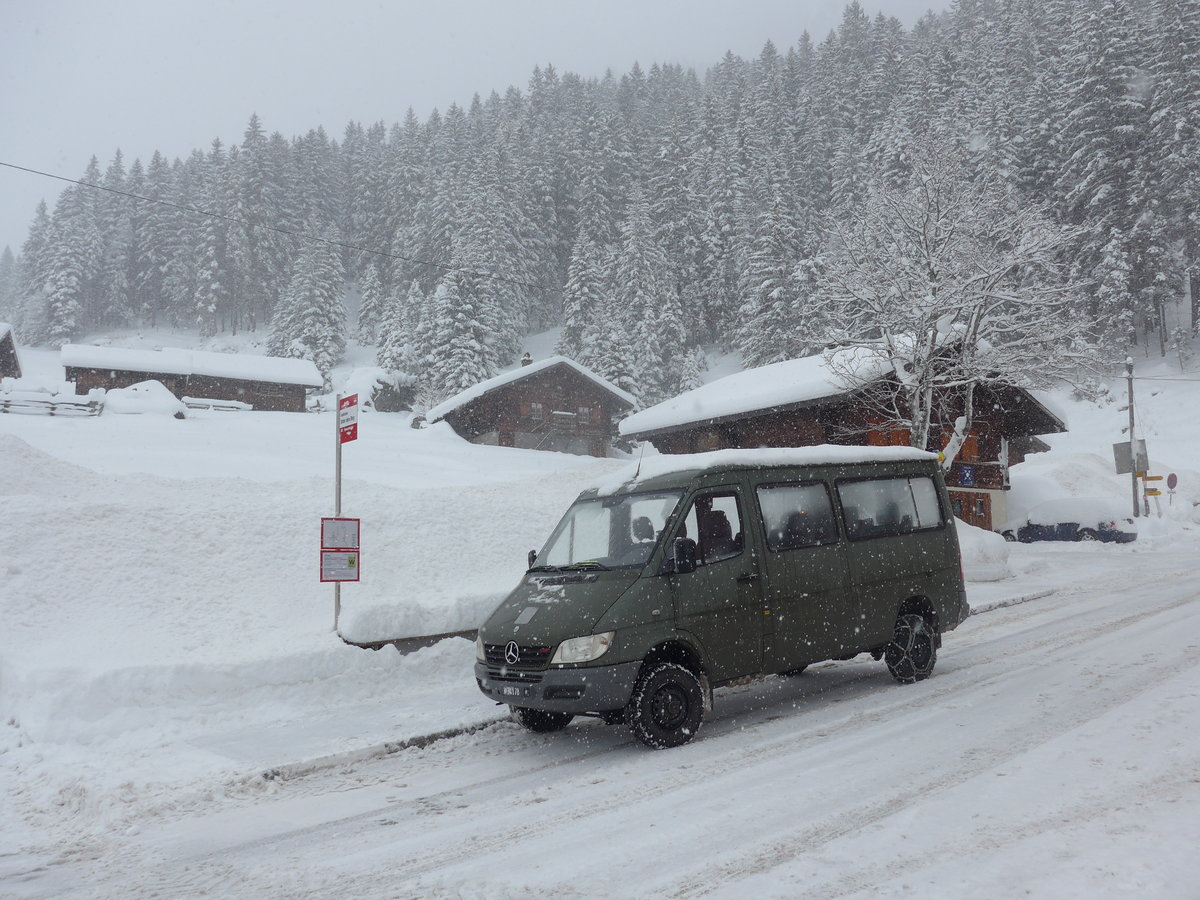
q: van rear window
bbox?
[836,476,944,540]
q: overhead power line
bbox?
[0,160,556,294]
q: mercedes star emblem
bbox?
[504,641,520,665]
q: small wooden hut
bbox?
[60,345,323,412]
[426,355,636,458]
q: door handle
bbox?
[736,572,760,584]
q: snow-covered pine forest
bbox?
[1,0,1197,407]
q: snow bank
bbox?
[1024,495,1133,527]
[101,379,188,417]
[955,518,1012,582]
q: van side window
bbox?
[756,483,838,551]
[679,492,743,565]
[837,476,945,540]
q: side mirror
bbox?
[527,549,538,569]
[671,537,698,575]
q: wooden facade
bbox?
[430,359,635,458]
[65,365,187,398]
[626,380,1065,532]
[0,326,24,379]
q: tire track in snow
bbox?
[128,576,1200,898]
[662,584,1200,898]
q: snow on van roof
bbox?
[591,445,936,495]
[59,345,323,387]
[426,355,636,423]
[620,348,889,437]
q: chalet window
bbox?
[975,497,987,518]
[578,405,591,419]
[531,402,544,419]
[837,475,945,540]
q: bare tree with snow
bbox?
[815,138,1097,468]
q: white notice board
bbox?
[321,517,360,549]
[321,550,360,582]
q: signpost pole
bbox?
[334,394,343,632]
[1126,358,1139,518]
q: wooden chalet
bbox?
[619,353,1066,532]
[60,345,323,412]
[0,323,22,379]
[426,355,636,458]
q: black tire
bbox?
[1001,530,1016,543]
[1076,528,1099,542]
[884,613,938,684]
[781,665,808,677]
[513,707,573,733]
[626,662,704,749]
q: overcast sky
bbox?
[0,0,943,254]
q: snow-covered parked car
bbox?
[1016,497,1137,544]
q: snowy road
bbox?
[11,544,1198,899]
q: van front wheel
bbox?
[884,614,937,684]
[513,707,574,733]
[627,662,703,749]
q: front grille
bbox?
[484,643,553,670]
[488,669,545,684]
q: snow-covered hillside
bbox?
[3,331,1199,897]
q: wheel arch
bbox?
[639,639,712,712]
[642,639,705,676]
[895,595,941,647]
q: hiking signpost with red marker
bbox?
[338,393,359,444]
[328,393,360,632]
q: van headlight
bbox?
[475,634,485,662]
[551,632,614,665]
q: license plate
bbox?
[500,685,524,697]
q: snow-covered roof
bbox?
[426,355,637,423]
[60,345,323,387]
[0,322,11,341]
[620,349,887,437]
[591,445,937,496]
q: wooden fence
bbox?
[0,393,102,417]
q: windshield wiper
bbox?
[527,564,562,573]
[560,560,611,571]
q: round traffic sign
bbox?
[1167,473,1178,490]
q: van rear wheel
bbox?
[626,662,703,749]
[513,707,574,733]
[884,613,937,684]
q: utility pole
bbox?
[1126,357,1139,518]
[334,394,343,631]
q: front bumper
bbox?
[474,659,642,714]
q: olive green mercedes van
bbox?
[475,447,969,749]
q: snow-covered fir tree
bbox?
[10,0,1194,374]
[376,280,421,374]
[356,263,386,343]
[268,233,346,388]
[425,268,497,397]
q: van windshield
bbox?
[536,490,684,570]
